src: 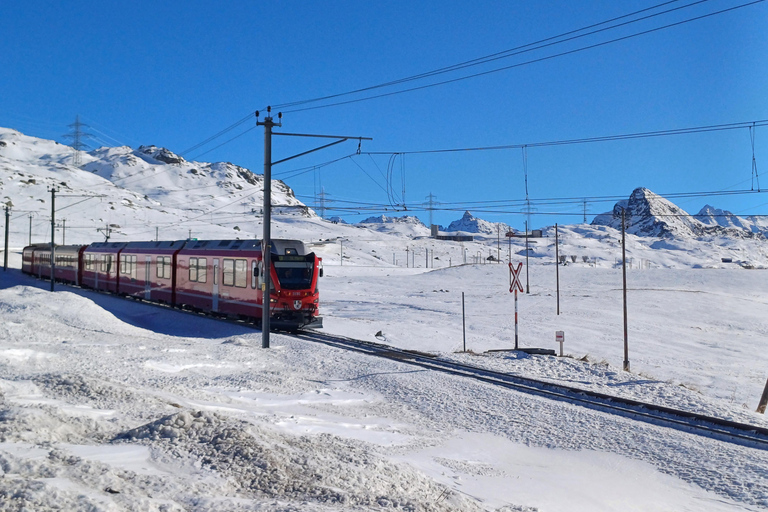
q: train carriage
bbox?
[22,244,45,276]
[117,240,185,303]
[175,239,262,316]
[54,245,87,285]
[22,244,86,284]
[174,239,322,328]
[81,242,126,293]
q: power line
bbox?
[174,1,738,154]
[277,1,766,113]
[363,119,768,155]
[179,113,255,156]
[272,0,696,110]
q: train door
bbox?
[144,256,152,299]
[212,258,219,312]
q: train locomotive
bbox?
[21,238,323,331]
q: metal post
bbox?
[62,219,66,245]
[156,226,159,242]
[259,112,278,349]
[514,289,519,350]
[525,220,530,293]
[50,188,56,292]
[555,223,560,315]
[28,214,32,246]
[497,225,500,263]
[3,205,9,271]
[622,209,630,371]
[340,239,343,265]
[462,292,466,352]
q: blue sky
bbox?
[2,1,767,229]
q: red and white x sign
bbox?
[509,262,523,293]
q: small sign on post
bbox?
[556,330,565,356]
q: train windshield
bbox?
[273,255,315,290]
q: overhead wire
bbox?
[277,1,766,113]
[174,0,733,155]
[271,0,696,110]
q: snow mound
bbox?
[114,410,479,510]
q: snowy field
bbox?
[2,128,768,510]
[1,250,767,511]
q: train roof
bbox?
[23,244,86,252]
[181,239,308,255]
[86,242,128,250]
[121,240,187,251]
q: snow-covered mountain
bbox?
[0,127,313,243]
[444,211,511,236]
[3,127,768,269]
[592,188,763,239]
[694,204,768,234]
[356,214,430,237]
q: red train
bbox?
[22,239,323,330]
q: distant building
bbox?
[431,224,473,241]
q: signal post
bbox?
[509,262,524,349]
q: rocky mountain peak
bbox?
[138,145,185,165]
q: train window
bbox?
[222,259,234,286]
[234,259,247,288]
[251,260,257,289]
[189,257,207,283]
[274,260,314,290]
[156,256,171,279]
[197,258,207,283]
[222,258,247,288]
[120,255,137,277]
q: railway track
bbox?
[293,330,768,451]
[16,272,768,450]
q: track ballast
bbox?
[293,330,768,451]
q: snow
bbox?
[2,128,768,510]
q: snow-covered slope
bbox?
[0,128,313,244]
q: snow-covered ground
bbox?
[2,128,768,510]
[1,250,767,511]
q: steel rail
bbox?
[294,331,768,450]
